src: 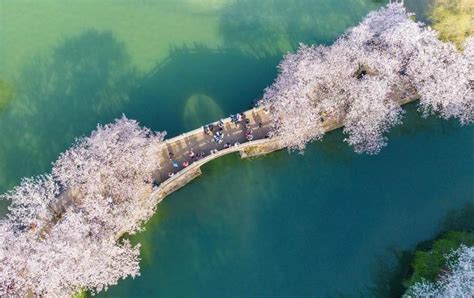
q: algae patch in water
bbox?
[182,93,224,130]
[0,80,13,113]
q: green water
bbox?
[1,0,472,297]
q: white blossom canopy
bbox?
[0,116,165,296]
[261,4,473,154]
[406,245,474,297]
[1,3,473,296]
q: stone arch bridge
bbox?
[48,95,418,228]
[151,94,416,203]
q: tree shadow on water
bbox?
[390,101,461,138]
[312,129,355,164]
[125,44,281,137]
[0,29,136,192]
[0,80,14,114]
[218,0,383,57]
[0,34,283,194]
[368,203,474,297]
[439,204,474,233]
[368,247,414,298]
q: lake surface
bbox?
[0,0,472,297]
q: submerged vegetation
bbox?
[0,80,13,113]
[0,3,473,296]
[430,0,474,49]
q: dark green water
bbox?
[0,0,472,297]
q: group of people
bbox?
[230,112,260,141]
[230,113,244,124]
[204,113,264,144]
[167,149,207,177]
[244,118,254,141]
[213,130,224,143]
[207,112,266,151]
[187,149,206,161]
[204,119,226,144]
[166,112,266,179]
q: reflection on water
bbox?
[219,0,381,57]
[0,0,472,296]
[124,45,280,137]
[182,94,224,130]
[0,80,13,114]
[0,0,223,77]
[368,203,474,297]
[369,247,413,297]
[0,30,135,193]
[390,102,459,138]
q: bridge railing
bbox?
[164,106,267,144]
[152,135,282,203]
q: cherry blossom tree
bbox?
[52,116,166,235]
[407,35,473,125]
[0,210,141,296]
[1,3,473,296]
[406,245,474,297]
[1,175,59,232]
[261,44,328,151]
[343,77,404,154]
[261,3,473,154]
[0,116,165,296]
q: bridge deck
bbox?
[153,107,272,184]
[46,95,419,235]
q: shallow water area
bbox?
[0,0,472,297]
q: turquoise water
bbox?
[1,0,472,297]
[101,104,473,297]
